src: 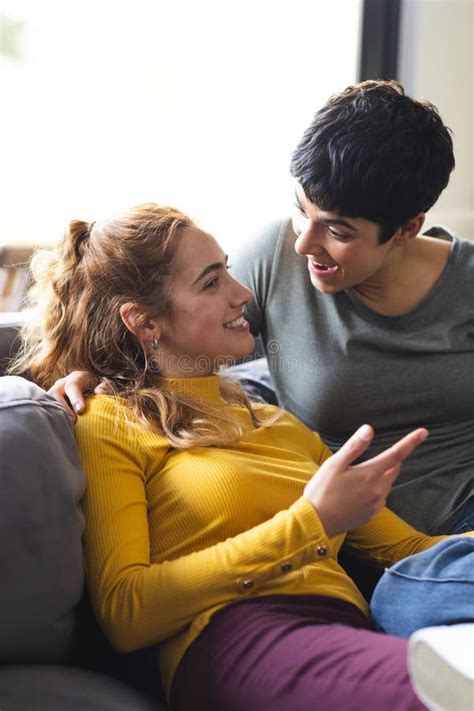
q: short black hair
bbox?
[290,80,455,242]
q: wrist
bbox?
[304,496,337,538]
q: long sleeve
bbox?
[76,397,330,653]
[345,505,474,566]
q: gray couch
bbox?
[0,319,166,711]
[0,316,383,711]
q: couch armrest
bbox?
[0,376,86,663]
[0,312,26,375]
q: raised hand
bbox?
[304,425,428,538]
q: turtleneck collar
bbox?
[152,373,226,406]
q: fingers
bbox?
[48,370,96,418]
[331,424,374,469]
[64,370,97,413]
[358,428,429,477]
[54,392,78,422]
[382,463,401,482]
[64,383,86,414]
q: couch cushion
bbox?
[0,315,23,375]
[0,376,86,663]
[0,665,162,711]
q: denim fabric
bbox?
[449,497,474,534]
[370,537,474,637]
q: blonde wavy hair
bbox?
[9,203,279,448]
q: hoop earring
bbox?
[151,336,159,350]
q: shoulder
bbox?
[75,395,169,472]
[264,407,331,460]
[262,405,314,440]
[417,233,474,298]
[76,394,124,427]
[443,236,474,297]
[454,236,474,272]
[75,395,161,446]
[231,217,294,276]
[252,217,295,253]
[423,228,474,276]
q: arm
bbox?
[76,399,329,653]
[345,506,474,567]
[78,404,428,653]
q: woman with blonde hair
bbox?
[11,203,472,710]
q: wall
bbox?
[398,0,473,240]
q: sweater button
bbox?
[281,561,293,573]
[242,579,254,590]
[316,545,327,557]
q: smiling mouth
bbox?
[224,315,248,329]
[309,260,339,274]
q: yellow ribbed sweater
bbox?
[75,374,448,701]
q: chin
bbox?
[240,332,256,358]
[221,333,256,364]
[310,275,344,295]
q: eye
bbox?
[204,276,219,289]
[327,226,350,241]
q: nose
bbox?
[294,219,324,257]
[230,276,253,307]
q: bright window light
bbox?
[0,0,362,251]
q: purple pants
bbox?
[171,595,427,711]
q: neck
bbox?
[352,236,451,316]
[150,355,237,380]
[352,242,408,312]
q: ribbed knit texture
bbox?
[75,374,448,700]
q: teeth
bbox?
[311,261,337,271]
[224,316,246,329]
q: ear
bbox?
[119,302,161,346]
[393,213,426,247]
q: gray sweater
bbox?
[231,218,474,534]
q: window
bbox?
[1,0,362,251]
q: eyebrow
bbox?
[321,217,358,232]
[295,191,358,232]
[191,256,228,286]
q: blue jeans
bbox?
[449,497,474,534]
[370,536,474,637]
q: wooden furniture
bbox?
[0,246,34,312]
